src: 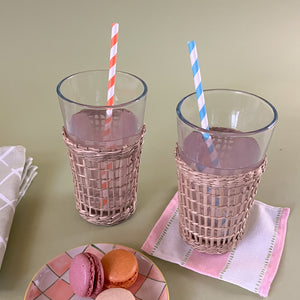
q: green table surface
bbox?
[0,1,298,299]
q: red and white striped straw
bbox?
[104,22,119,137]
[101,23,119,205]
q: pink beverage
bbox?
[67,108,139,148]
[176,90,277,253]
[58,70,147,225]
[180,127,262,175]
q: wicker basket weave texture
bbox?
[175,146,266,254]
[63,125,145,226]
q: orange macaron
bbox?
[101,249,139,289]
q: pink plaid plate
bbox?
[25,243,169,300]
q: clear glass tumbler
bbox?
[176,89,278,253]
[57,70,147,226]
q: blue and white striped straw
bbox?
[188,40,219,167]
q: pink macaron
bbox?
[95,288,135,300]
[69,252,104,298]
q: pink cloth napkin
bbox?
[141,192,290,297]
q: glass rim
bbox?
[56,69,148,109]
[176,88,278,136]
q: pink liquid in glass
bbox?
[181,127,262,175]
[67,108,139,148]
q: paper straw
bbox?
[101,23,119,205]
[104,22,119,137]
[188,41,219,167]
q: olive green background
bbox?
[0,1,299,299]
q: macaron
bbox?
[69,252,104,297]
[101,249,139,289]
[95,288,135,300]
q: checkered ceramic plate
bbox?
[24,243,169,300]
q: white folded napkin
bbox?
[0,146,37,269]
[142,192,290,297]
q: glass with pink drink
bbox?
[176,89,278,253]
[57,70,147,225]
